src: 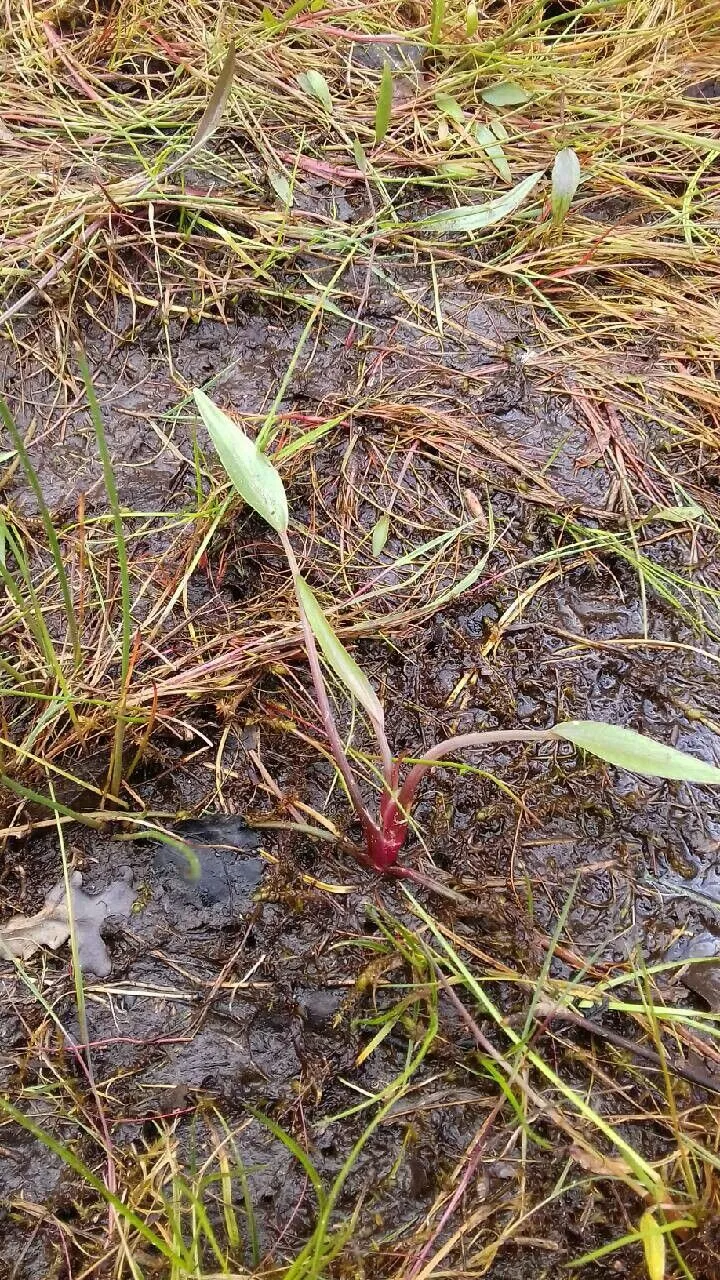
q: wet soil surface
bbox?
[2,277,720,1277]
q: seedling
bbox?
[194,389,720,875]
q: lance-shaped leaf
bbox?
[415,169,543,233]
[194,388,288,533]
[551,147,581,223]
[375,62,393,143]
[481,81,531,107]
[639,1211,666,1280]
[187,42,236,158]
[474,123,511,181]
[372,514,390,557]
[552,721,720,783]
[295,576,384,730]
[298,69,333,113]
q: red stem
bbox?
[394,728,557,820]
[279,530,383,846]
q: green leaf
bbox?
[481,81,531,107]
[189,42,236,155]
[267,167,293,206]
[352,136,368,172]
[490,118,509,142]
[435,92,465,124]
[552,721,720,784]
[193,389,288,533]
[438,161,480,180]
[474,123,511,181]
[295,576,384,730]
[415,169,543,233]
[298,69,333,113]
[650,503,704,523]
[466,0,478,38]
[372,514,390,557]
[551,147,581,223]
[375,62,393,144]
[639,1211,666,1280]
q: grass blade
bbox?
[0,400,80,667]
[0,1096,187,1267]
[375,61,393,144]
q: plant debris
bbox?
[0,870,135,976]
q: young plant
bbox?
[194,390,720,875]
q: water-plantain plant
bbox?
[195,389,720,874]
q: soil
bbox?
[2,267,720,1278]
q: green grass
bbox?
[4,887,719,1277]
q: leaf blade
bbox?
[552,721,720,784]
[295,576,384,729]
[190,42,236,154]
[415,169,543,233]
[474,123,512,181]
[551,147,581,223]
[639,1211,666,1280]
[481,81,531,107]
[194,389,288,533]
[375,62,393,144]
[298,69,333,113]
[372,514,390,557]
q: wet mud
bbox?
[2,276,720,1277]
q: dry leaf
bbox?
[0,871,135,976]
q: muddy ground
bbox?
[2,269,720,1278]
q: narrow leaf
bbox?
[194,389,288,533]
[372,514,390,557]
[295,576,384,729]
[352,136,368,172]
[551,147,581,223]
[298,69,333,112]
[435,92,465,124]
[650,503,704,523]
[552,721,720,784]
[438,161,480,179]
[267,167,293,206]
[639,1211,666,1280]
[481,81,531,107]
[190,42,236,153]
[375,62,393,144]
[474,123,511,181]
[490,118,509,142]
[415,169,543,233]
[466,0,478,38]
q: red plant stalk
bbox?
[279,533,558,874]
[374,729,556,869]
[279,530,387,852]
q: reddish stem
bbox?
[279,530,384,850]
[379,729,557,852]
